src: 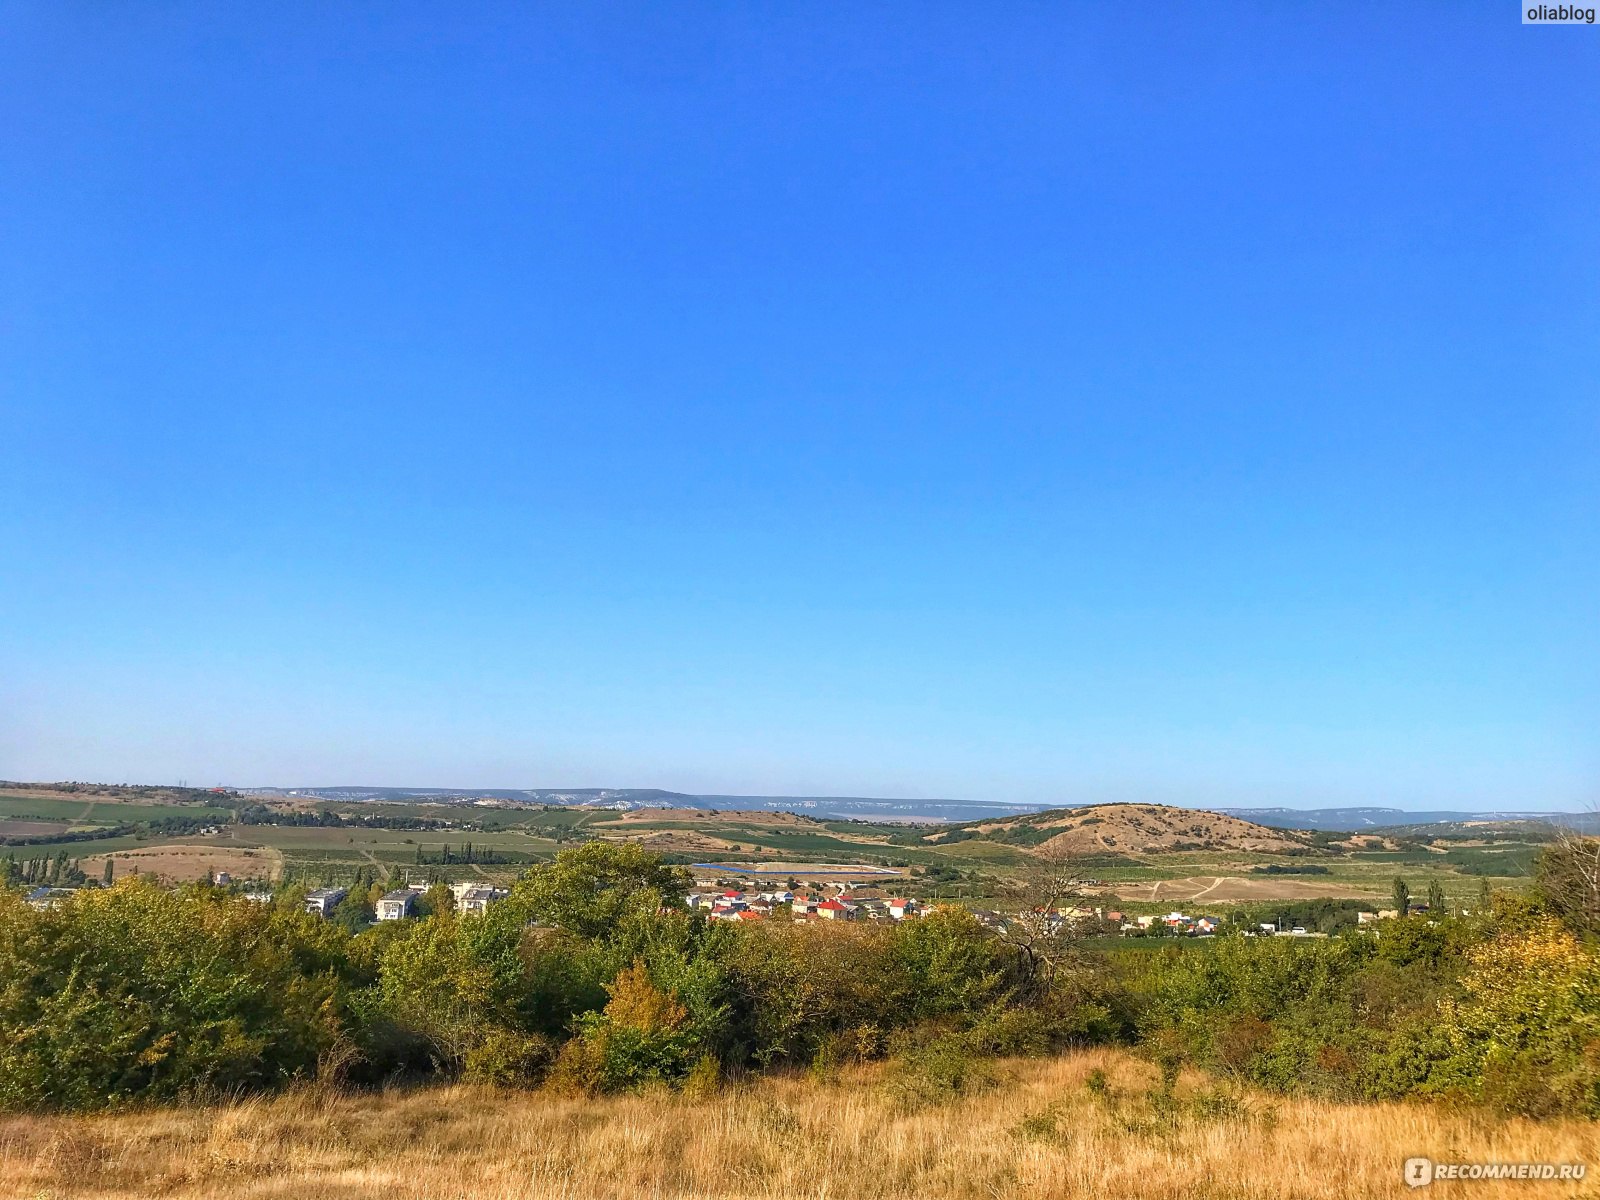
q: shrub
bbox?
[463,1030,553,1086]
[0,882,354,1111]
[1431,920,1600,1117]
[552,962,702,1094]
[881,1033,996,1111]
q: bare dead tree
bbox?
[1537,806,1600,934]
[991,844,1096,985]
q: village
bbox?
[21,868,1402,939]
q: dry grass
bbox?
[82,844,284,885]
[2,1051,1595,1200]
[961,804,1307,856]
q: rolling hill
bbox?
[931,803,1312,856]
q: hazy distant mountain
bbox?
[240,786,1053,822]
[1218,806,1594,832]
[238,786,1589,830]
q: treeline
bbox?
[413,841,538,866]
[0,814,220,849]
[2,850,90,887]
[0,782,230,802]
[233,804,453,831]
[0,826,124,848]
[1,841,1597,1120]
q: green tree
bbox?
[331,888,374,933]
[1426,881,1447,918]
[417,883,453,918]
[367,900,551,1082]
[522,843,690,939]
[1392,878,1410,918]
[893,906,1012,1019]
[0,880,355,1111]
[101,859,114,886]
[1432,920,1600,1117]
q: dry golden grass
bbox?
[2,1051,1595,1200]
[960,803,1307,856]
[82,843,284,885]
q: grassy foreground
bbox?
[3,1051,1596,1200]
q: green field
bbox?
[0,793,231,826]
[0,786,1549,903]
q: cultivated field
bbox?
[0,792,231,826]
[0,784,1542,911]
[82,843,284,885]
[1098,873,1378,904]
[1,1051,1593,1200]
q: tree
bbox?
[1392,878,1410,918]
[1535,831,1600,936]
[991,845,1091,984]
[1425,880,1447,917]
[417,883,455,918]
[102,859,114,886]
[522,843,690,939]
[371,903,549,1080]
[893,906,1012,1018]
[331,888,373,933]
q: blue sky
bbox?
[2,4,1595,808]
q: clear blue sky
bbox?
[2,4,1595,809]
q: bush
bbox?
[0,881,355,1111]
[881,1033,997,1111]
[551,962,702,1093]
[1430,920,1600,1117]
[463,1030,553,1086]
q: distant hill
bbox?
[241,786,1052,823]
[234,786,1586,832]
[932,803,1311,856]
[1216,806,1591,833]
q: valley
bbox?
[0,782,1546,910]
